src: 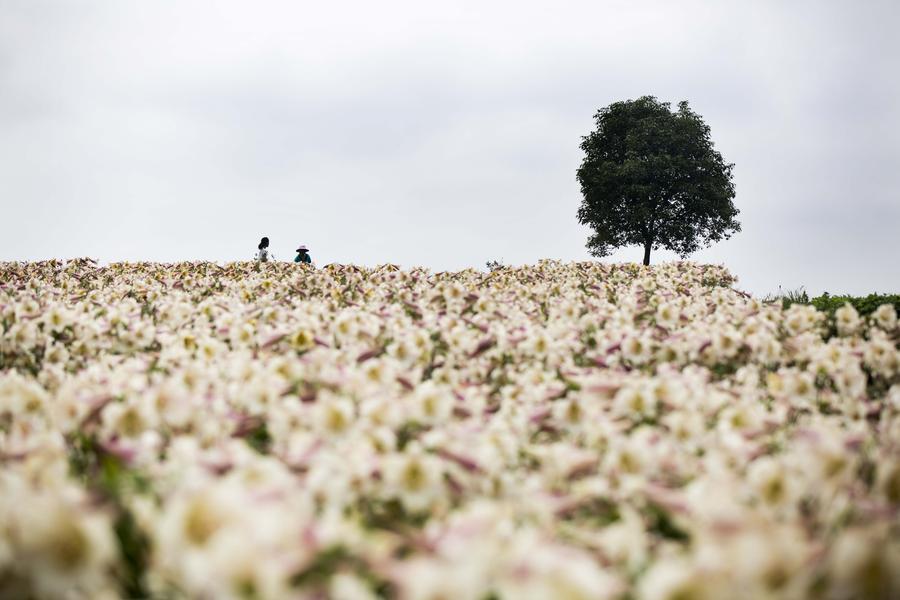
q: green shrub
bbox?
[810,293,900,319]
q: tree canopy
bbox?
[576,96,740,265]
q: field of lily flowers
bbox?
[1,258,899,600]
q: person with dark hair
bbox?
[294,244,312,265]
[255,237,274,262]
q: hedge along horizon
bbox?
[577,96,740,265]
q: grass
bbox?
[762,286,810,309]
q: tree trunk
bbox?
[642,240,652,266]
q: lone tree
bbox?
[576,96,739,265]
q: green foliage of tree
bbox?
[577,96,740,265]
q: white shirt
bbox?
[255,248,274,262]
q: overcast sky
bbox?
[1,0,898,294]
